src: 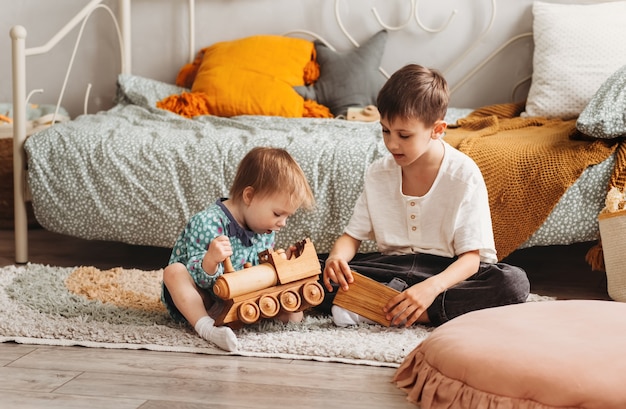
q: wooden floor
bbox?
[0,226,611,408]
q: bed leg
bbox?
[11,25,29,264]
[15,206,28,264]
[12,130,28,264]
[13,190,28,265]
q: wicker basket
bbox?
[0,137,38,229]
[598,210,626,302]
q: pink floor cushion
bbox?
[393,300,626,409]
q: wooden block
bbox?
[332,271,399,327]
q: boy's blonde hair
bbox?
[376,64,449,127]
[230,147,315,210]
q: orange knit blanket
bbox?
[445,102,619,260]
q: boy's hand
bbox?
[384,281,438,327]
[323,258,354,292]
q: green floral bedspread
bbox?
[24,75,611,255]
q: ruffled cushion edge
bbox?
[392,346,554,409]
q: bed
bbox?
[10,0,626,266]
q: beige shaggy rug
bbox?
[0,264,553,368]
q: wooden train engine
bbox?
[212,238,324,327]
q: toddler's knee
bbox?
[163,262,187,285]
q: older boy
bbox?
[323,64,529,327]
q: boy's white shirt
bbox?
[345,140,498,264]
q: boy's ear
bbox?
[432,120,447,138]
[242,186,255,205]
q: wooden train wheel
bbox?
[259,294,280,318]
[301,281,324,306]
[238,301,260,324]
[279,289,301,312]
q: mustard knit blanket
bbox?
[445,102,619,260]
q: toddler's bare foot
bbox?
[277,310,303,323]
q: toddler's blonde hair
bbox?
[230,146,315,210]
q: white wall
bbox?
[0,0,585,118]
[1,0,122,118]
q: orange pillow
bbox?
[190,35,316,117]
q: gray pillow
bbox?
[577,64,626,139]
[295,30,387,117]
[115,74,187,109]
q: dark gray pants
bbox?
[319,253,530,326]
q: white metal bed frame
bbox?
[12,0,131,264]
[10,0,528,263]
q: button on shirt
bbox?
[345,141,497,264]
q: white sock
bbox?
[331,305,376,327]
[194,316,238,352]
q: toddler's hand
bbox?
[323,257,353,292]
[206,235,233,266]
[284,245,297,259]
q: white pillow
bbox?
[523,1,626,120]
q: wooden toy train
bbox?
[212,238,324,327]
